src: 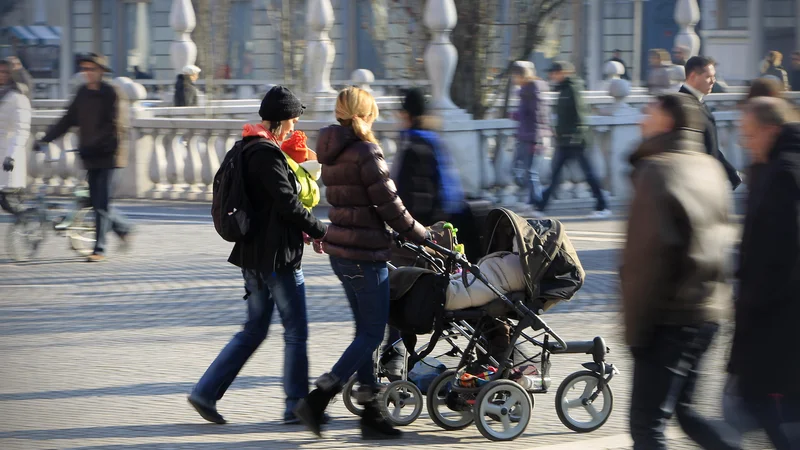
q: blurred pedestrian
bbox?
[0,59,31,188]
[5,56,32,100]
[188,86,327,425]
[648,49,674,94]
[36,53,133,262]
[761,51,790,90]
[727,97,800,449]
[294,86,429,440]
[672,45,690,66]
[708,58,729,93]
[746,77,784,100]
[509,61,552,212]
[623,92,739,450]
[174,65,200,107]
[608,49,630,80]
[536,61,610,219]
[790,51,800,91]
[680,56,743,189]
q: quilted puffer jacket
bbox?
[317,124,427,261]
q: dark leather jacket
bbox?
[317,125,427,261]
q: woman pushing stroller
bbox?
[293,87,430,440]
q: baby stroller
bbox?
[386,208,619,441]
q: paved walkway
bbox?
[0,205,769,449]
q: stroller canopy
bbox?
[483,208,585,307]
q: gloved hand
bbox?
[2,157,13,172]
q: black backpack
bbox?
[211,138,267,242]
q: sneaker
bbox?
[285,412,330,425]
[86,253,106,263]
[587,209,612,219]
[187,394,226,424]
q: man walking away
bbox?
[623,92,739,450]
[0,59,31,188]
[680,56,743,190]
[37,53,133,262]
[536,61,610,219]
[729,97,800,450]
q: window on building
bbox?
[227,0,254,79]
[602,0,634,73]
[724,0,748,29]
[123,1,154,79]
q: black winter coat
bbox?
[227,138,326,275]
[679,86,742,189]
[394,131,445,227]
[730,123,800,396]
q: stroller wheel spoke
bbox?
[500,414,513,431]
[563,398,583,409]
[584,404,601,422]
[581,378,598,399]
[483,403,503,417]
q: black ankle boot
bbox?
[360,402,403,440]
[293,373,341,438]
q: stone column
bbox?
[424,0,459,111]
[306,0,336,94]
[674,0,701,57]
[169,0,197,75]
[587,0,603,90]
[59,0,73,98]
[92,0,102,54]
[136,2,151,71]
[632,0,643,86]
[749,0,764,79]
[572,0,586,76]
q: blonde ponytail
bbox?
[335,87,380,144]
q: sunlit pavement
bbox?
[0,203,767,449]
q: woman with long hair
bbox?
[294,87,428,440]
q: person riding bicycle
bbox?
[35,53,133,262]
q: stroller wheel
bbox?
[555,370,613,433]
[474,379,532,441]
[342,376,364,417]
[426,369,474,431]
[380,380,423,426]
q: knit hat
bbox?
[547,61,575,74]
[401,88,427,118]
[259,86,305,122]
[78,53,112,72]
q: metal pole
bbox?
[632,0,644,87]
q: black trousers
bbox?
[630,322,739,450]
[86,168,132,255]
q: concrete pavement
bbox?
[0,204,767,449]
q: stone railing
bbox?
[27,105,750,208]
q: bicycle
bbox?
[1,154,96,262]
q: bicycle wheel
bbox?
[67,207,96,256]
[6,209,47,262]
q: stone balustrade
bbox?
[27,105,749,208]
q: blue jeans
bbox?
[329,256,390,387]
[193,268,309,420]
[86,168,132,255]
[513,141,545,206]
[538,145,608,211]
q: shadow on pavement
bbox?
[0,376,280,401]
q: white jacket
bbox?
[0,87,31,188]
[445,251,526,310]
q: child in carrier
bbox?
[281,130,322,211]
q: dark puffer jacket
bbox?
[317,125,427,261]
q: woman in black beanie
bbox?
[188,86,328,426]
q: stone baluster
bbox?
[494,128,517,206]
[351,69,375,93]
[424,0,459,111]
[306,0,336,94]
[201,130,221,201]
[183,131,203,198]
[27,128,45,187]
[42,140,62,192]
[674,0,700,57]
[167,131,188,198]
[170,0,197,75]
[149,128,170,198]
[56,132,79,194]
[477,129,496,195]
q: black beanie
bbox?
[259,86,306,122]
[401,88,427,118]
